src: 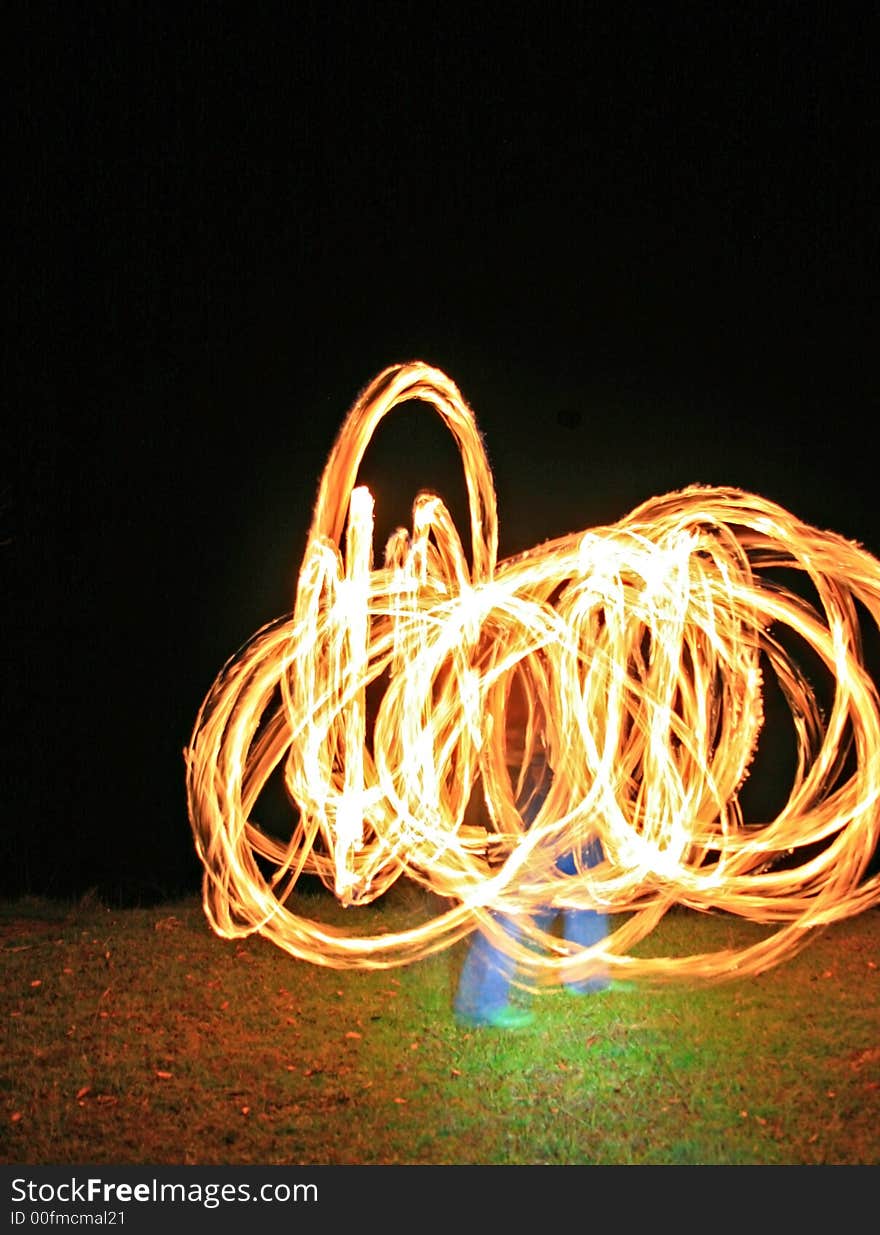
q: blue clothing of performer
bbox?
[454,811,609,1029]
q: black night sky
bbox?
[6,8,878,903]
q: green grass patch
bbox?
[1,891,878,1165]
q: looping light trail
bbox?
[185,362,880,987]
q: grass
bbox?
[1,886,878,1166]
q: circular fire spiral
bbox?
[185,362,880,987]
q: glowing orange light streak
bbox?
[185,362,880,986]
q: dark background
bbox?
[5,6,878,903]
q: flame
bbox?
[185,362,880,987]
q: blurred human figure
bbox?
[454,701,608,1030]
